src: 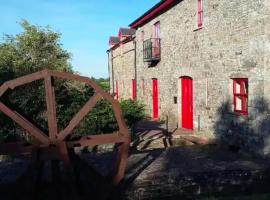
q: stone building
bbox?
[107,0,270,153]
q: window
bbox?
[197,0,203,28]
[153,21,160,39]
[233,79,248,115]
[131,79,136,100]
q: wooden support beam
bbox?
[112,142,130,185]
[44,75,58,141]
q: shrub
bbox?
[120,99,145,128]
[69,99,145,138]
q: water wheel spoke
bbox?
[58,93,102,140]
[44,75,58,141]
[0,102,50,144]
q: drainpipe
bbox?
[110,50,115,95]
[107,50,110,92]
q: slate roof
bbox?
[109,36,120,44]
[118,28,136,36]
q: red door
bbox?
[131,79,136,100]
[152,79,158,119]
[181,77,193,129]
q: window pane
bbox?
[242,81,248,94]
[154,22,160,39]
[236,96,242,110]
[235,81,241,94]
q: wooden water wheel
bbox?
[0,70,130,200]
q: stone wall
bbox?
[109,39,136,100]
[109,0,270,153]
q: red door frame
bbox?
[152,78,158,119]
[181,77,193,130]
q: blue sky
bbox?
[0,0,160,78]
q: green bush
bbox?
[120,99,145,128]
[70,99,145,138]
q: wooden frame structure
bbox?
[0,69,130,185]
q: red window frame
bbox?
[115,80,119,100]
[197,0,203,28]
[131,79,136,100]
[233,78,248,115]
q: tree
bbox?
[0,20,145,143]
[92,77,110,91]
[0,20,71,80]
[0,20,72,141]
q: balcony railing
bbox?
[143,38,161,62]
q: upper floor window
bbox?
[143,22,161,63]
[153,21,160,39]
[233,78,248,115]
[197,0,203,28]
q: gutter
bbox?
[129,0,182,29]
[107,50,110,93]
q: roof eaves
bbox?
[129,0,181,29]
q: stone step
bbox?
[173,128,194,135]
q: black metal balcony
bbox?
[143,38,161,62]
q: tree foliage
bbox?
[0,20,72,141]
[0,20,71,80]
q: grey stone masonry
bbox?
[108,0,270,154]
[108,38,135,100]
